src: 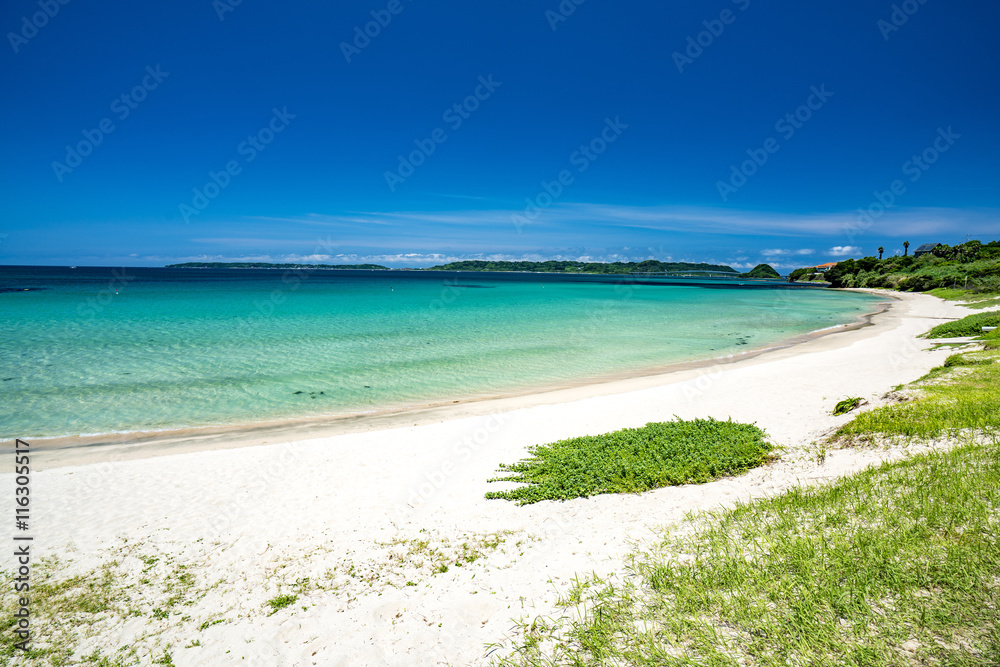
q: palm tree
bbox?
[903,241,910,256]
[878,246,884,260]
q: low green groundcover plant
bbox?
[485,418,773,504]
[923,310,1000,338]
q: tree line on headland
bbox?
[790,240,1000,292]
[422,260,784,278]
[420,259,740,274]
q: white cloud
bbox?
[828,246,861,257]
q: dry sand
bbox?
[1,290,976,665]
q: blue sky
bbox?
[1,0,998,270]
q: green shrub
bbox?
[485,419,773,504]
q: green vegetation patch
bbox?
[838,348,1000,439]
[485,419,773,505]
[498,438,1000,666]
[832,396,865,415]
[922,310,1000,338]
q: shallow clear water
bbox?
[0,266,882,439]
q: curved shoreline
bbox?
[23,290,895,468]
[1,291,976,664]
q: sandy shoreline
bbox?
[0,290,977,665]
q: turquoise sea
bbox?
[0,266,883,440]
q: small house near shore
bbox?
[814,262,839,273]
[914,243,942,257]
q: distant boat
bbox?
[70,266,76,269]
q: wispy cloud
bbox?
[252,203,999,240]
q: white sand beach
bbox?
[3,290,975,666]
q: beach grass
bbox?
[922,309,1000,338]
[928,287,1000,309]
[485,419,773,505]
[494,436,1000,666]
[0,526,523,665]
[832,396,864,415]
[837,348,1000,439]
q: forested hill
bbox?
[423,260,738,274]
[165,262,390,270]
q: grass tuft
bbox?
[485,418,773,504]
[265,594,298,615]
[832,396,865,415]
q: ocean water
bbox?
[0,266,883,440]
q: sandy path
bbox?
[0,290,972,666]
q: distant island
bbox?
[742,263,781,279]
[422,260,740,274]
[165,262,390,270]
[163,259,789,279]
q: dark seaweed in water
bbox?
[293,390,326,398]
